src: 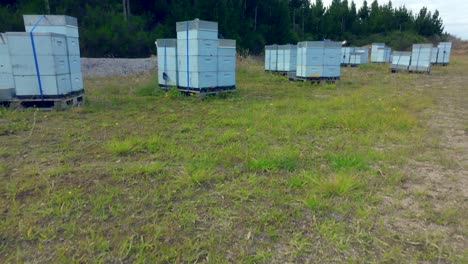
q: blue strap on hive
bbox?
[29,15,46,100]
[164,39,168,86]
[186,21,190,92]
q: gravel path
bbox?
[81,57,157,77]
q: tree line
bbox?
[0,0,445,57]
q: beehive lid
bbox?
[282,44,297,50]
[265,44,278,50]
[23,15,78,27]
[351,50,366,55]
[413,44,433,49]
[6,31,65,38]
[156,39,177,47]
[438,42,452,48]
[298,41,340,48]
[372,43,385,47]
[176,19,218,32]
[219,39,236,48]
[393,51,412,56]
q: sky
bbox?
[321,0,468,39]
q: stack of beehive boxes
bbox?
[391,51,412,71]
[264,44,278,72]
[371,43,391,63]
[176,19,218,91]
[283,44,297,72]
[156,39,178,87]
[0,33,15,100]
[341,47,355,65]
[6,32,71,97]
[217,39,236,88]
[349,48,369,65]
[436,42,452,65]
[277,45,286,72]
[296,41,341,79]
[156,19,236,92]
[23,15,83,95]
[409,44,432,72]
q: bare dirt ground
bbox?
[384,54,468,259]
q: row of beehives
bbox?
[0,15,83,101]
[391,42,452,73]
[155,19,236,92]
[265,41,343,79]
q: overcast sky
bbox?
[321,0,468,39]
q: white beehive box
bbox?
[341,47,355,65]
[0,33,15,100]
[24,15,83,92]
[371,43,391,63]
[284,44,297,72]
[6,32,67,56]
[409,44,432,72]
[156,39,178,87]
[349,48,369,65]
[6,32,72,97]
[176,19,218,89]
[265,44,279,71]
[296,41,341,78]
[14,74,71,97]
[23,15,80,56]
[391,51,412,70]
[218,39,236,87]
[436,42,452,64]
[176,19,218,40]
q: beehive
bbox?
[296,41,341,78]
[264,44,278,71]
[23,15,83,93]
[156,39,178,87]
[6,32,72,97]
[371,43,391,63]
[283,44,297,72]
[218,39,236,87]
[409,44,432,72]
[341,47,355,65]
[349,48,369,65]
[436,42,452,65]
[391,51,412,70]
[176,19,218,90]
[0,33,15,100]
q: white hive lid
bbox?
[156,39,177,47]
[23,15,78,27]
[176,19,218,32]
[219,39,236,48]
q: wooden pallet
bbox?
[288,74,339,84]
[177,86,236,94]
[6,92,85,110]
[160,85,236,97]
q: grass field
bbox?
[0,56,467,263]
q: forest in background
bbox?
[0,0,446,57]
